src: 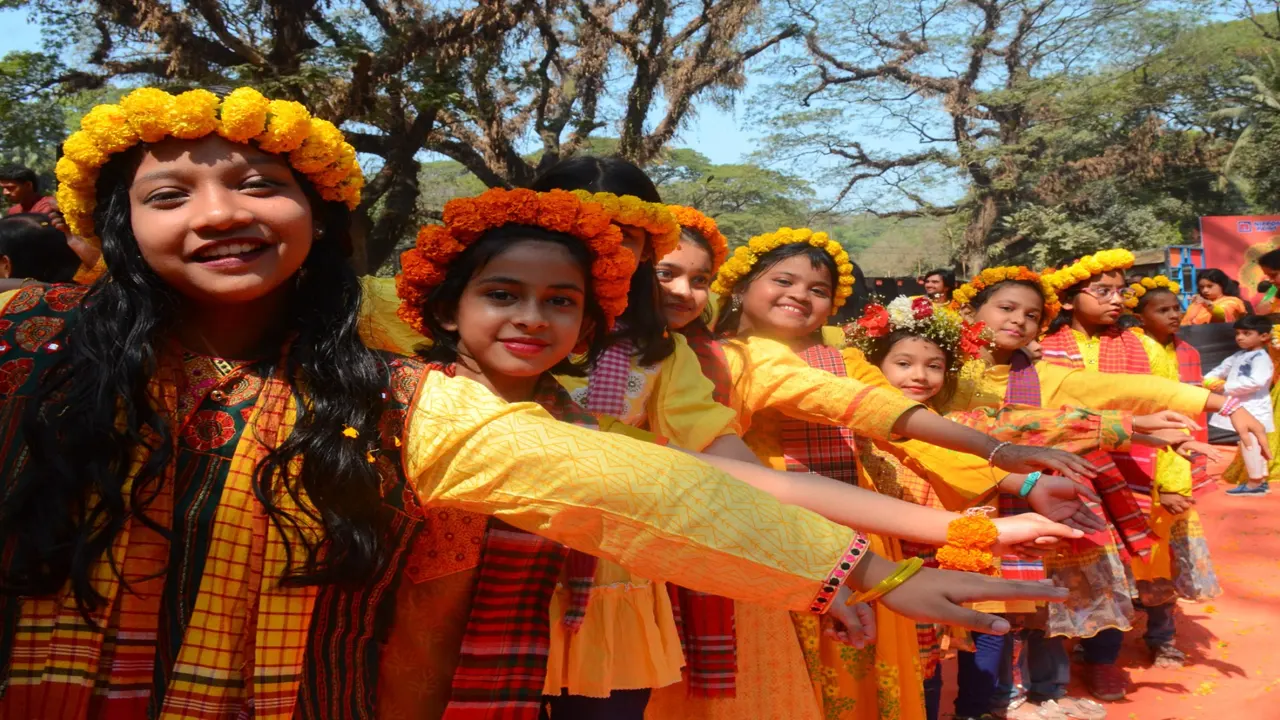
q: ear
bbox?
[433,301,458,332]
[1061,300,1073,313]
[0,256,12,279]
[574,317,597,354]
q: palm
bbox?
[1026,476,1105,533]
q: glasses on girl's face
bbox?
[1081,285,1134,302]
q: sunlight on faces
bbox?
[738,253,834,341]
[972,283,1044,352]
[1069,270,1127,326]
[1198,277,1224,301]
[442,240,591,382]
[923,274,947,296]
[656,238,714,330]
[878,336,947,403]
[128,135,313,307]
[1137,290,1182,342]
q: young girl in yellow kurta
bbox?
[1127,278,1221,668]
[0,89,990,720]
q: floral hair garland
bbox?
[1124,274,1180,309]
[568,190,680,261]
[711,227,856,313]
[396,188,637,339]
[56,86,364,244]
[951,265,1061,327]
[1042,249,1135,295]
[845,296,992,372]
[667,204,729,271]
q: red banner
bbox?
[1200,215,1280,303]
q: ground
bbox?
[940,455,1280,719]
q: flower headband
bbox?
[395,188,637,339]
[55,87,364,245]
[845,296,992,372]
[951,265,1061,326]
[569,190,680,261]
[712,227,856,312]
[1042,249,1135,295]
[1124,275,1181,309]
[667,204,729,271]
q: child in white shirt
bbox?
[1205,314,1275,494]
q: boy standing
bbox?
[1205,314,1276,495]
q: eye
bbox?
[774,277,792,287]
[144,188,188,206]
[812,287,831,298]
[691,275,710,289]
[655,268,673,281]
[240,176,283,194]
[485,289,516,302]
[548,295,580,308]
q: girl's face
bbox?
[443,239,590,382]
[1138,291,1182,340]
[738,253,834,340]
[129,135,314,306]
[656,240,714,330]
[1069,270,1127,326]
[878,336,946,402]
[619,225,651,263]
[973,283,1043,352]
[1198,277,1224,300]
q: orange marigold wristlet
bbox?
[935,507,999,575]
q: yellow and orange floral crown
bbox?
[951,266,1061,325]
[711,227,855,312]
[1124,275,1180,309]
[395,188,637,339]
[55,86,364,244]
[569,190,680,260]
[1042,249,1135,295]
[667,204,729,271]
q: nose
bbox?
[665,275,692,300]
[188,182,254,234]
[512,298,550,331]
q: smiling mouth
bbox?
[776,304,808,316]
[192,240,271,263]
[500,339,550,356]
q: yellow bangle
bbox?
[849,556,926,605]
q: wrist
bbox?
[847,547,892,593]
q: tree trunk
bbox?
[963,193,1000,273]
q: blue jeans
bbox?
[955,632,1012,717]
[923,665,943,720]
[1138,601,1177,648]
[541,689,651,720]
[1024,629,1123,701]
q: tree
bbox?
[758,0,1150,272]
[19,0,797,270]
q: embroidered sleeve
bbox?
[810,533,871,614]
[723,336,918,440]
[944,404,1134,454]
[403,371,858,612]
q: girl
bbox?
[1182,267,1248,325]
[952,258,1262,715]
[1126,276,1221,666]
[0,88,1065,720]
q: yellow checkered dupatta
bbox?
[3,352,321,720]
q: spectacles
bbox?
[1080,285,1135,302]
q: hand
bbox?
[876,566,1066,634]
[65,234,102,269]
[1024,474,1106,533]
[829,586,877,648]
[992,512,1083,556]
[1131,433,1173,449]
[1175,440,1223,462]
[1133,411,1200,434]
[991,444,1098,484]
[1158,491,1194,515]
[1230,409,1272,460]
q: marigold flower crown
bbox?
[667,204,729,271]
[55,87,364,245]
[569,190,680,261]
[1042,249,1135,295]
[711,227,856,313]
[395,188,637,340]
[1124,274,1181,309]
[845,296,992,373]
[951,266,1061,327]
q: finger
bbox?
[1073,507,1106,532]
[959,576,1069,604]
[1256,430,1273,460]
[1163,412,1200,431]
[935,604,1014,634]
[1034,535,1062,545]
[856,604,877,644]
[1071,480,1101,503]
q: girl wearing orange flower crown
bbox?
[0,88,1064,720]
[387,186,1093,720]
[947,262,1256,718]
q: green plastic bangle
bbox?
[1018,470,1043,498]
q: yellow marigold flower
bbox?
[61,131,108,167]
[120,87,175,143]
[1141,277,1156,288]
[168,89,220,139]
[312,142,357,187]
[291,118,346,174]
[55,156,97,189]
[217,87,270,142]
[57,184,95,239]
[79,104,138,154]
[342,424,360,438]
[256,99,312,153]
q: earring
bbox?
[572,339,589,355]
[731,295,742,311]
[314,228,325,241]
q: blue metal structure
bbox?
[1163,246,1205,307]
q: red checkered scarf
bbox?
[780,344,860,486]
[1038,326,1154,559]
[576,338,740,698]
[1173,337,1214,498]
[680,320,732,406]
[443,373,593,719]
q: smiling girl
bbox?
[0,89,1069,720]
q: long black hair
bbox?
[1198,268,1241,298]
[713,242,839,338]
[864,329,959,409]
[418,225,609,375]
[530,156,675,365]
[0,213,81,282]
[1,144,391,617]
